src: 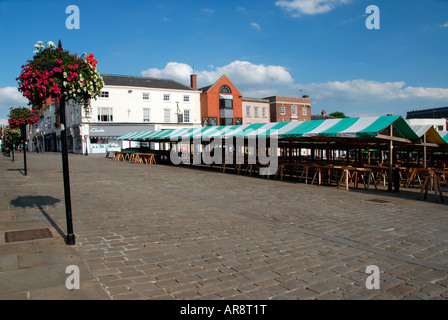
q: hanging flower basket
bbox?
[16,41,104,110]
[8,106,39,128]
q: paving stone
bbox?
[2,153,448,300]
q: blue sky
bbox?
[1,0,448,123]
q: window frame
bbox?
[143,108,151,122]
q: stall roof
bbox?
[409,125,447,146]
[439,131,448,143]
[116,116,420,142]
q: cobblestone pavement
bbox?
[1,152,447,300]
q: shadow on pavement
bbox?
[9,196,69,242]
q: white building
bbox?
[406,118,447,132]
[29,74,201,155]
[242,97,270,125]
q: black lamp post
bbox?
[58,40,75,245]
[22,124,27,176]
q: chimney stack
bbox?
[190,74,197,90]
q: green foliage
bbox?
[329,111,349,118]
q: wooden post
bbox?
[423,133,427,169]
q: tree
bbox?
[329,111,349,118]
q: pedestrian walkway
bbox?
[1,152,447,300]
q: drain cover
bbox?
[366,199,391,203]
[5,228,53,242]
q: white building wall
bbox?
[31,81,201,154]
[87,85,201,127]
[406,118,447,131]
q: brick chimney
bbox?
[321,109,327,116]
[190,74,197,90]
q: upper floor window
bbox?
[254,107,259,118]
[97,107,113,122]
[163,94,170,102]
[142,93,150,100]
[280,105,285,115]
[164,109,171,122]
[100,91,109,98]
[246,106,251,117]
[302,106,308,116]
[183,109,190,123]
[143,108,151,122]
[262,107,267,118]
[291,105,297,115]
[183,95,190,103]
[219,85,231,93]
[220,98,233,109]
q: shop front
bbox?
[84,124,155,155]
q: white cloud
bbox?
[141,60,294,91]
[142,62,194,83]
[250,21,261,31]
[276,0,351,17]
[0,86,28,123]
[141,62,448,117]
[441,22,448,28]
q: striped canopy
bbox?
[409,125,447,145]
[116,115,420,142]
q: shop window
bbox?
[203,117,218,126]
[220,118,233,126]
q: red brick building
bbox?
[265,95,311,122]
[196,75,243,126]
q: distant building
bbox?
[199,75,243,126]
[406,118,447,132]
[406,106,448,131]
[406,106,448,119]
[265,95,311,123]
[242,97,270,124]
[29,74,201,155]
[311,109,336,121]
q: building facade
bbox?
[242,97,270,124]
[29,74,201,155]
[266,95,311,123]
[199,75,243,126]
[407,106,448,119]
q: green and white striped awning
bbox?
[116,116,420,142]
